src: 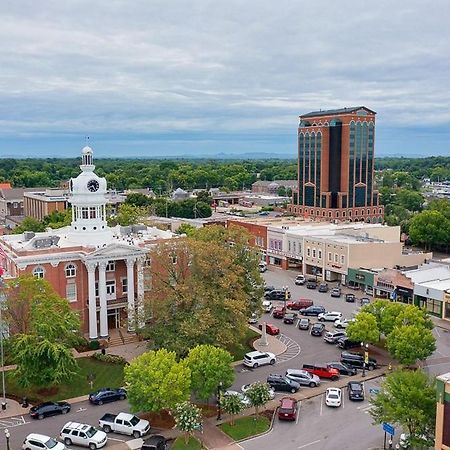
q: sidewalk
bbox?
[432,316,450,332]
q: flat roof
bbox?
[300,106,376,119]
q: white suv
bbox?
[262,300,273,312]
[318,311,342,322]
[243,351,276,368]
[60,422,107,449]
[23,434,66,450]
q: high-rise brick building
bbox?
[288,106,384,223]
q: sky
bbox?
[1,0,450,159]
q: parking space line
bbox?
[298,439,321,449]
[320,395,323,416]
[296,401,301,424]
[0,415,29,430]
[342,391,345,409]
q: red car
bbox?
[272,306,286,318]
[258,323,280,335]
[278,397,298,421]
[286,299,314,310]
[302,364,340,381]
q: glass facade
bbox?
[298,131,322,207]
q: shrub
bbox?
[92,352,127,365]
[89,340,100,350]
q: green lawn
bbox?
[220,416,270,440]
[228,328,260,361]
[171,436,203,450]
[6,357,124,403]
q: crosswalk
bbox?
[0,415,29,430]
[275,333,301,364]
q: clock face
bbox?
[87,179,100,192]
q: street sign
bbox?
[382,422,395,436]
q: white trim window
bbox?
[318,250,322,259]
[33,266,45,279]
[334,253,339,263]
[341,255,345,264]
[106,280,116,298]
[66,283,77,302]
[328,252,332,262]
[106,261,115,272]
[307,247,311,257]
[65,263,76,278]
[121,277,128,294]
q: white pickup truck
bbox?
[99,412,150,438]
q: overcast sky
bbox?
[1,0,449,158]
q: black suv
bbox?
[340,351,377,370]
[306,280,318,289]
[345,293,356,303]
[265,289,291,301]
[326,361,357,376]
[142,435,168,450]
[299,306,326,316]
[347,381,365,401]
[89,387,127,405]
[267,374,300,393]
[310,322,325,336]
[336,337,360,350]
[283,313,297,324]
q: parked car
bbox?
[243,351,276,368]
[347,381,365,401]
[258,323,280,336]
[285,369,320,387]
[258,262,267,272]
[334,318,355,329]
[298,318,310,330]
[278,397,298,421]
[326,361,357,376]
[89,388,127,405]
[60,422,107,448]
[318,311,343,322]
[325,387,342,407]
[330,287,341,298]
[323,330,347,344]
[265,289,291,301]
[345,293,356,303]
[272,306,286,318]
[360,297,371,306]
[295,274,306,285]
[306,279,318,289]
[310,322,325,336]
[248,313,258,324]
[23,434,66,450]
[299,306,326,316]
[264,285,276,293]
[141,435,168,450]
[262,300,273,312]
[223,390,251,407]
[30,401,71,420]
[302,364,340,381]
[98,412,150,438]
[318,283,329,293]
[286,299,313,310]
[283,313,297,324]
[267,374,300,393]
[241,383,275,399]
[336,337,361,350]
[340,351,378,370]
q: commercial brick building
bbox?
[24,189,68,221]
[288,106,384,223]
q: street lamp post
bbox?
[5,428,10,450]
[216,381,223,421]
[361,342,369,377]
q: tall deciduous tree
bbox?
[124,349,191,413]
[370,369,436,447]
[386,325,436,366]
[345,312,379,344]
[244,382,272,416]
[221,394,245,425]
[409,210,449,250]
[184,345,235,401]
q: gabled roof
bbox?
[300,106,376,119]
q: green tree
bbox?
[409,210,449,250]
[176,223,197,236]
[395,189,424,212]
[125,192,152,207]
[346,312,380,344]
[124,349,191,413]
[386,325,435,366]
[184,345,235,401]
[13,216,46,234]
[173,401,203,444]
[221,393,245,425]
[245,382,272,416]
[370,369,436,447]
[111,203,148,226]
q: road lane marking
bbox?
[298,439,321,449]
[0,415,29,429]
[296,401,301,424]
[108,437,127,442]
[320,394,323,416]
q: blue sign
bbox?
[383,422,395,436]
[369,388,380,395]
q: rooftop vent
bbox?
[23,231,35,241]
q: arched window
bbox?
[33,266,45,279]
[65,263,76,278]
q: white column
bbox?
[126,258,135,331]
[136,256,145,328]
[98,261,108,338]
[86,261,98,340]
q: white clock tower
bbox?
[67,145,113,246]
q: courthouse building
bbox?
[0,146,177,340]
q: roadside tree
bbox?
[173,401,203,444]
[370,369,436,447]
[124,349,191,413]
[386,325,436,366]
[245,382,272,416]
[409,210,449,250]
[184,345,235,402]
[345,312,379,344]
[221,394,245,425]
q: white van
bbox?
[60,422,107,449]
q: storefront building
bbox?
[346,268,376,292]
